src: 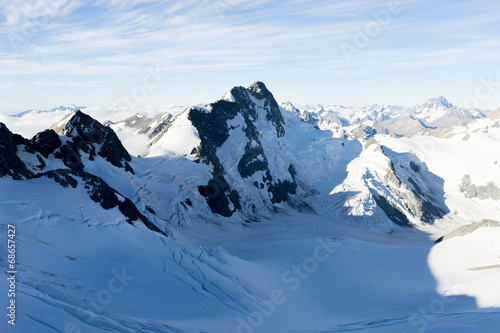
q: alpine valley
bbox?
[1,82,499,332]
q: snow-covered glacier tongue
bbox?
[1,82,500,332]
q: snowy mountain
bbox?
[0,111,165,236]
[1,82,500,332]
[282,97,487,137]
[10,104,83,118]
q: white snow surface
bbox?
[1,95,500,332]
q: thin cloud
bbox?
[0,0,84,26]
[0,82,14,89]
[0,0,499,110]
[35,80,105,88]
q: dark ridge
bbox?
[189,82,296,217]
[53,110,134,173]
[247,81,285,137]
[189,100,240,217]
[407,177,422,195]
[32,129,61,158]
[372,192,411,227]
[0,123,33,180]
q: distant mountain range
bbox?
[281,96,488,137]
[11,96,491,139]
[10,104,84,118]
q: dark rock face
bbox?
[37,169,166,236]
[32,129,61,158]
[189,82,296,217]
[372,192,411,227]
[381,146,449,225]
[0,123,33,180]
[409,161,420,172]
[407,177,422,195]
[247,81,285,137]
[52,110,134,173]
[190,100,241,217]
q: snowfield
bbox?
[1,83,499,332]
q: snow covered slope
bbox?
[1,82,499,332]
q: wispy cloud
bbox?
[1,0,498,74]
[0,0,83,26]
[34,80,105,88]
[0,82,14,89]
[0,0,499,111]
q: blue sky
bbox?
[0,0,499,114]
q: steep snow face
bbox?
[148,110,201,159]
[377,116,500,227]
[325,138,448,231]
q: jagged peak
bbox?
[248,81,269,95]
[51,109,109,137]
[48,110,133,172]
[424,96,453,109]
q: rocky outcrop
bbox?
[387,153,448,224]
[371,192,411,227]
[361,140,448,227]
[109,113,175,145]
[435,219,500,243]
[0,123,33,179]
[189,81,297,217]
[51,110,134,173]
[487,109,500,119]
[31,129,61,158]
[459,175,500,200]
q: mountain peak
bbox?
[50,104,81,112]
[425,96,453,109]
[50,110,134,172]
[245,81,285,136]
[51,110,96,136]
[186,82,294,217]
[248,81,269,95]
